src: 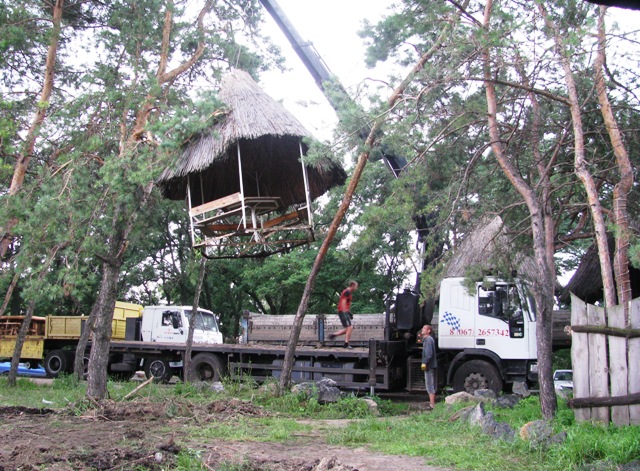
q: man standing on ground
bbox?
[330,281,358,349]
[421,324,437,409]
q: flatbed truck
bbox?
[1,278,570,393]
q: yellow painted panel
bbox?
[46,316,84,338]
[0,338,44,360]
[113,301,143,320]
[112,318,128,340]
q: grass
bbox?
[1,375,639,471]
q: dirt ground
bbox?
[0,399,447,471]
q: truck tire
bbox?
[144,358,173,383]
[452,359,503,394]
[44,350,70,378]
[190,353,225,382]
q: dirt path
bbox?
[0,401,448,471]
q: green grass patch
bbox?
[192,416,312,442]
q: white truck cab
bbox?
[438,277,538,392]
[140,306,223,345]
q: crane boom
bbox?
[259,0,407,176]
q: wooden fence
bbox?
[569,294,640,426]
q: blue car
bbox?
[0,361,47,378]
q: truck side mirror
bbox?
[171,312,181,329]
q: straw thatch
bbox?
[559,235,640,304]
[158,69,346,207]
[444,216,538,278]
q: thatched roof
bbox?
[444,216,538,278]
[158,69,346,207]
[559,235,640,304]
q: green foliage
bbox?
[553,348,572,371]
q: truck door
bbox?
[475,282,531,359]
[152,309,184,342]
[438,278,476,350]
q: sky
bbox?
[258,0,393,141]
[256,1,640,143]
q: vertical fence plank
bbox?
[608,304,629,426]
[629,298,640,425]
[571,294,590,422]
[588,303,610,424]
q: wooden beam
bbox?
[262,211,305,229]
[189,192,242,217]
[569,392,640,409]
[570,324,640,339]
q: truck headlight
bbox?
[529,363,538,373]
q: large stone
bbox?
[468,402,489,427]
[512,381,531,398]
[495,394,521,409]
[316,378,342,403]
[474,388,497,401]
[291,382,315,397]
[291,378,342,403]
[445,391,479,405]
[519,420,566,448]
[468,402,515,442]
[360,397,380,416]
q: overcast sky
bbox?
[257,1,640,143]
[259,0,393,140]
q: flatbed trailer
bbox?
[107,338,406,392]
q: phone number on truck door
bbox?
[478,328,510,337]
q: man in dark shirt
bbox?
[421,324,437,409]
[330,281,358,348]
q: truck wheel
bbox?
[44,350,69,378]
[190,353,225,382]
[144,359,173,383]
[452,360,503,394]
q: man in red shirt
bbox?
[330,281,358,348]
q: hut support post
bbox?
[187,178,196,247]
[299,141,313,227]
[237,144,247,229]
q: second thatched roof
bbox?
[158,69,346,207]
[444,216,538,279]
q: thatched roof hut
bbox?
[444,216,538,279]
[158,69,346,207]
[559,236,640,304]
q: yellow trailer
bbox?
[0,302,143,371]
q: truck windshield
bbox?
[478,283,525,321]
[185,310,219,332]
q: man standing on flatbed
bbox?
[330,281,358,349]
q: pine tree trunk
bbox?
[595,7,633,317]
[86,233,124,399]
[538,3,617,307]
[7,300,37,387]
[184,257,207,382]
[278,29,453,391]
[482,0,557,418]
[0,0,63,258]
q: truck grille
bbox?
[406,358,426,392]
